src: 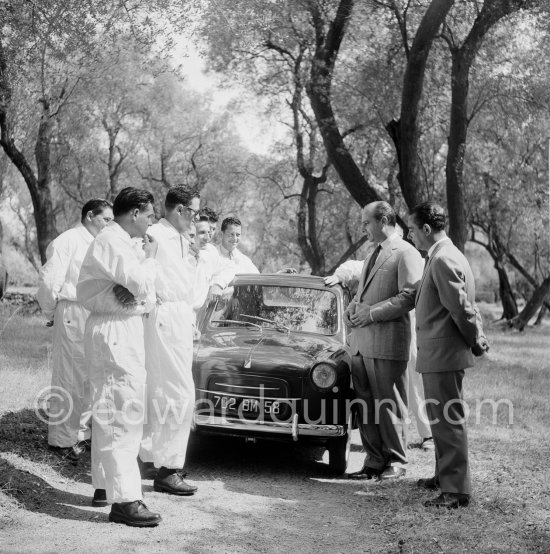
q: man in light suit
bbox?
[346,201,424,480]
[408,202,488,508]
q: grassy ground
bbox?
[0,305,51,414]
[0,301,549,553]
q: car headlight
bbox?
[311,362,338,390]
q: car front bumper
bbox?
[193,413,346,441]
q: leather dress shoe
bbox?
[137,458,158,480]
[48,444,84,462]
[347,466,382,480]
[417,476,440,490]
[424,493,470,509]
[109,500,162,527]
[421,437,435,451]
[77,439,91,452]
[92,488,108,507]
[379,466,406,480]
[154,472,197,496]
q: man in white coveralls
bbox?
[37,199,113,461]
[137,185,201,496]
[191,216,235,322]
[77,187,161,527]
[217,216,260,274]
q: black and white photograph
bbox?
[0,1,549,552]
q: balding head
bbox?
[364,201,397,226]
[361,201,397,243]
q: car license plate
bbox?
[212,395,281,415]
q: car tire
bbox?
[327,412,352,475]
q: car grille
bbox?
[200,375,295,421]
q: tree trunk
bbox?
[446,50,469,252]
[512,277,550,331]
[0,219,6,298]
[306,180,325,275]
[307,82,379,208]
[296,176,325,275]
[385,119,404,194]
[34,107,58,262]
[0,125,57,265]
[306,0,381,208]
[0,39,57,264]
[399,0,455,210]
[445,0,532,252]
[495,262,518,320]
[534,304,547,326]
[108,129,119,200]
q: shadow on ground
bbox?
[0,457,104,523]
[0,409,90,482]
[0,409,104,523]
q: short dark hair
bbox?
[165,185,200,210]
[113,187,155,217]
[199,206,218,223]
[221,216,242,232]
[198,215,210,223]
[410,201,446,231]
[369,201,396,226]
[81,199,112,221]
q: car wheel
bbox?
[327,412,352,475]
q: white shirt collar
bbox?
[109,221,132,241]
[379,230,399,250]
[76,222,94,242]
[219,244,237,258]
[158,217,182,238]
[428,237,448,258]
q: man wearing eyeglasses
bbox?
[137,185,200,496]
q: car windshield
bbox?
[209,284,339,335]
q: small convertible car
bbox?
[192,273,354,474]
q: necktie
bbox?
[364,244,382,281]
[421,253,430,277]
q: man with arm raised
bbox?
[77,187,160,526]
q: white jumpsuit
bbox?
[138,219,197,469]
[217,244,260,274]
[332,259,365,295]
[192,244,235,322]
[36,223,93,448]
[76,222,157,504]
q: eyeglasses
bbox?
[184,207,200,220]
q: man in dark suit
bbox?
[408,202,488,508]
[346,201,424,480]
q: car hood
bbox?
[196,329,344,371]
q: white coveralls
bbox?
[407,312,432,440]
[76,222,157,504]
[36,223,93,448]
[217,244,260,274]
[138,218,197,469]
[192,244,235,323]
[332,259,365,295]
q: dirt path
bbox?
[1,408,549,553]
[0,425,447,554]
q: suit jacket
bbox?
[348,234,424,360]
[415,237,483,373]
